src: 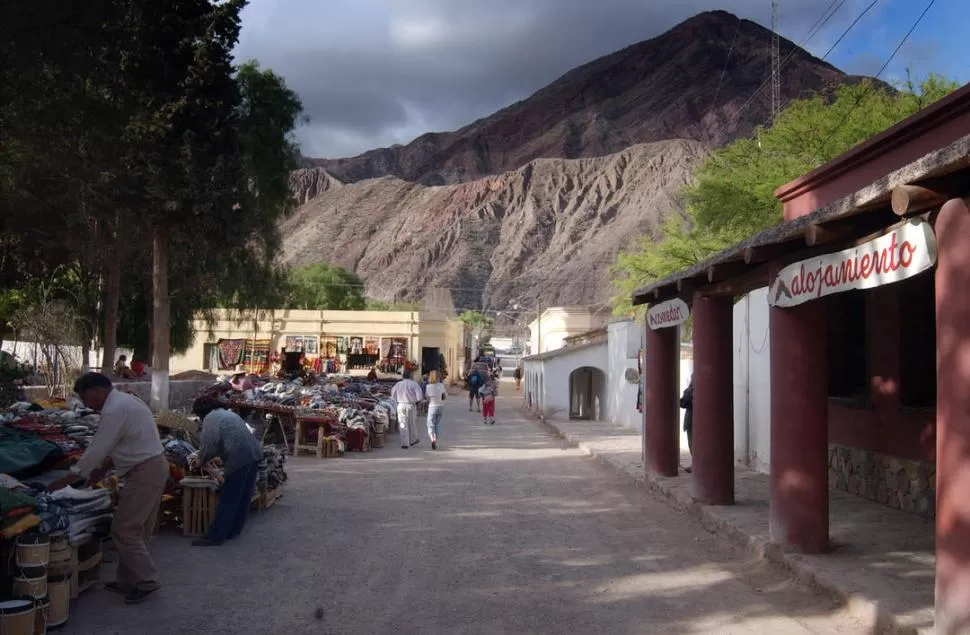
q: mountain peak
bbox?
[305,11,853,186]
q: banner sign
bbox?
[647,297,690,330]
[769,219,937,308]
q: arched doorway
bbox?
[569,366,606,421]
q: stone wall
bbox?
[828,444,935,520]
[23,379,212,412]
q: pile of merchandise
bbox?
[215,376,400,454]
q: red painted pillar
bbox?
[934,197,970,633]
[645,322,679,477]
[691,294,735,505]
[769,286,828,553]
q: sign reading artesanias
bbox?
[769,219,937,308]
[647,297,690,330]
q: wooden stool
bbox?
[316,435,339,458]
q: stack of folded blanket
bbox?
[44,486,113,544]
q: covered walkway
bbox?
[635,83,970,631]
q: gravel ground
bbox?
[63,389,867,635]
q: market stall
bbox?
[214,375,400,457]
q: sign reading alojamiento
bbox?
[647,297,690,330]
[769,219,937,308]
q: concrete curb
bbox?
[529,410,916,635]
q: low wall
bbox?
[23,379,213,412]
[828,443,935,520]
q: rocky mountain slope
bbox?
[304,10,854,186]
[284,10,868,312]
[283,140,706,310]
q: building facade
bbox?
[526,307,610,354]
[171,309,465,381]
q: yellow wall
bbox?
[172,308,465,380]
[528,307,608,354]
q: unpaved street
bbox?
[66,389,866,634]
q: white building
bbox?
[527,307,611,355]
[522,320,693,448]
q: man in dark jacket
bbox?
[680,376,694,472]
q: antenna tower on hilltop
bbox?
[770,0,781,120]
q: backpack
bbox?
[469,371,483,388]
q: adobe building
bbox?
[170,309,466,380]
[634,84,970,631]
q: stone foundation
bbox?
[828,444,935,520]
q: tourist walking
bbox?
[513,366,522,391]
[49,372,167,605]
[190,396,264,547]
[467,365,486,412]
[680,375,694,473]
[425,371,447,450]
[392,372,424,448]
[480,378,497,425]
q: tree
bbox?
[365,299,422,311]
[283,264,367,310]
[612,75,960,314]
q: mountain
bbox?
[303,10,854,186]
[283,140,706,310]
[284,10,868,312]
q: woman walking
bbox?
[425,371,447,450]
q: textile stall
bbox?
[220,376,399,456]
[0,400,118,628]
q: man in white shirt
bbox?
[391,372,425,449]
[49,373,167,605]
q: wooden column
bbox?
[645,323,679,477]
[934,197,970,633]
[691,294,735,505]
[769,289,829,553]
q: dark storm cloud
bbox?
[234,0,876,158]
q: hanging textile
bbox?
[241,339,272,373]
[336,337,347,355]
[364,337,380,356]
[284,336,304,352]
[380,338,391,359]
[217,339,244,370]
[348,337,364,355]
[386,337,407,363]
[304,336,319,356]
[321,336,338,358]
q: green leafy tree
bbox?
[283,264,367,310]
[365,299,422,311]
[612,75,959,314]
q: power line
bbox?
[814,0,937,155]
[709,0,852,141]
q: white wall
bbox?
[523,343,608,421]
[732,287,772,473]
[607,321,643,429]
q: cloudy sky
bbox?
[234,0,967,159]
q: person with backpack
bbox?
[467,366,485,412]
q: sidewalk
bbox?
[530,410,935,635]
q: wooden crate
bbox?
[316,435,340,458]
[181,484,219,538]
[256,485,283,512]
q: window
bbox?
[827,291,868,402]
[203,343,219,371]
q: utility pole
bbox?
[536,299,542,355]
[770,0,781,121]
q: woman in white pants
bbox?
[425,371,447,449]
[391,373,424,448]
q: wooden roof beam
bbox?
[743,243,788,265]
[804,223,852,247]
[707,261,749,283]
[891,172,970,216]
